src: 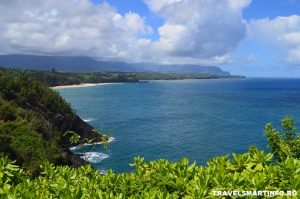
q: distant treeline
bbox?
[134,72,244,80]
[26,69,139,87]
[0,67,244,87]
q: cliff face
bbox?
[0,68,102,173]
[26,101,102,147]
[24,98,102,167]
[58,115,102,167]
[56,114,102,146]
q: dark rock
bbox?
[23,96,102,167]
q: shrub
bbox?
[0,148,299,198]
[265,116,300,161]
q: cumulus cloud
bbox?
[250,15,300,65]
[0,0,151,60]
[0,0,250,65]
[144,0,250,64]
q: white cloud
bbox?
[0,0,250,65]
[0,0,151,60]
[144,0,250,64]
[250,15,300,65]
[228,0,251,11]
[143,0,183,12]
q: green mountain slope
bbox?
[0,54,232,76]
[0,69,103,174]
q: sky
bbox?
[0,0,300,77]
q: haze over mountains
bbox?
[0,54,231,76]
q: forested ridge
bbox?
[0,68,103,175]
[0,67,243,87]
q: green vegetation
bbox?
[265,116,300,161]
[0,67,242,87]
[134,72,243,81]
[28,70,139,86]
[0,68,102,175]
[0,67,139,87]
[0,147,299,198]
[0,72,66,175]
[0,68,72,113]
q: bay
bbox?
[58,78,300,172]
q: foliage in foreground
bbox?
[0,147,300,199]
[265,116,300,161]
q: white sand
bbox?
[51,83,117,89]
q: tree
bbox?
[264,116,300,161]
[0,101,17,122]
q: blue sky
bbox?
[243,0,300,19]
[0,0,300,77]
[93,0,300,21]
[91,0,300,31]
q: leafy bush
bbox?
[0,147,299,198]
[0,157,25,196]
[265,116,300,161]
[0,101,16,122]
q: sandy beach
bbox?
[51,83,117,89]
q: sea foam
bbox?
[80,152,109,163]
[83,118,96,122]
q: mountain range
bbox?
[0,54,231,76]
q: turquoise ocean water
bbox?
[57,78,300,172]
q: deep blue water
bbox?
[57,78,300,172]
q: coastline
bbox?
[51,82,119,89]
[51,78,245,89]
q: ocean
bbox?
[57,78,300,172]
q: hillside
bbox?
[0,69,104,174]
[0,54,231,76]
[21,69,139,87]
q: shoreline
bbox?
[51,82,120,89]
[51,77,246,89]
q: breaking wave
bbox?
[83,118,96,122]
[79,152,109,163]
